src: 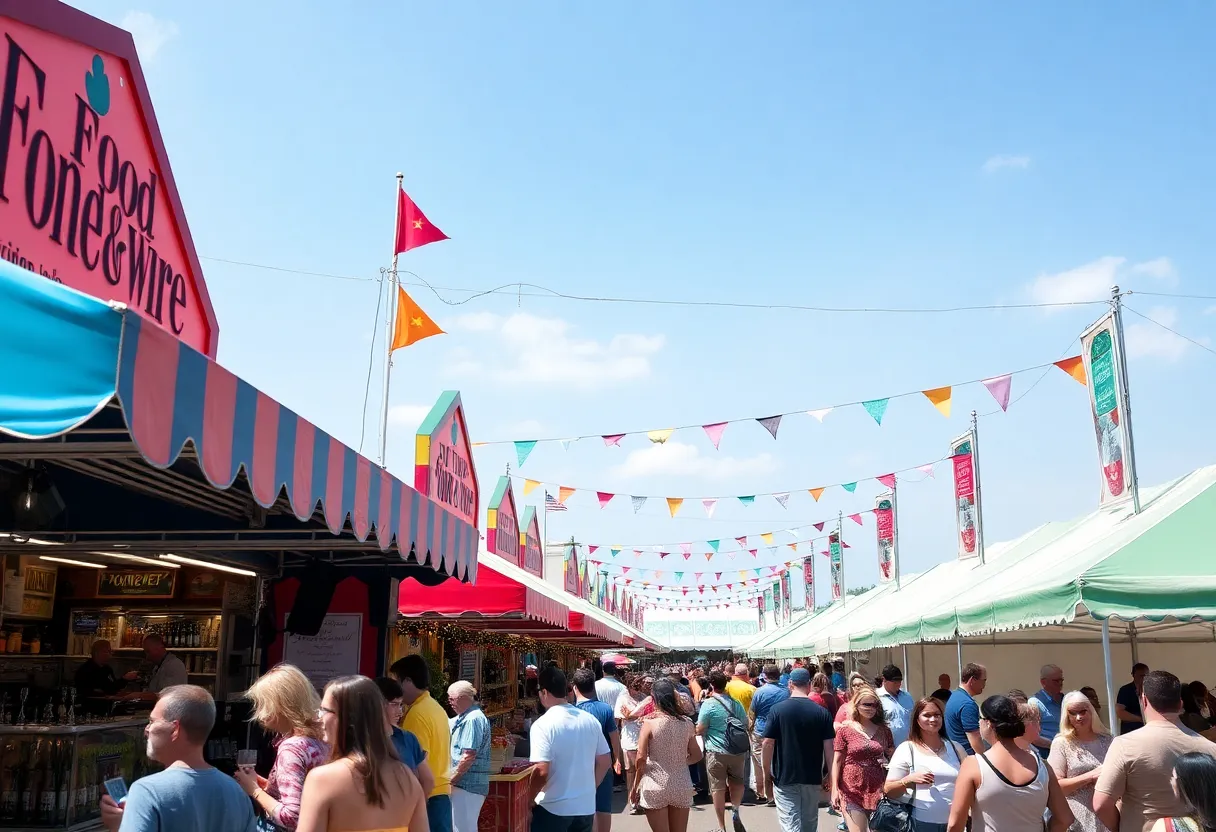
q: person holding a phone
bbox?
[100,684,256,832]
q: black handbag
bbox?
[870,746,916,832]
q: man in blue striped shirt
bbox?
[448,681,492,832]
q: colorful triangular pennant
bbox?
[757,415,782,439]
[603,434,625,447]
[809,487,826,502]
[703,422,727,449]
[647,428,674,444]
[922,386,952,418]
[596,492,615,509]
[1055,356,1087,385]
[514,440,537,466]
[666,497,684,518]
[877,473,896,489]
[523,479,541,496]
[862,398,889,425]
[982,374,1013,411]
[631,496,647,514]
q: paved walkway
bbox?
[607,790,838,832]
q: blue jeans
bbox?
[427,794,453,832]
[774,783,821,832]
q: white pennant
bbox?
[559,438,576,452]
[774,492,790,509]
[806,407,833,422]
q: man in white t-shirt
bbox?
[594,663,627,715]
[531,666,612,832]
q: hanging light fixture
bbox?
[159,553,257,577]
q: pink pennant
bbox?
[877,473,896,489]
[814,522,825,532]
[917,463,936,478]
[702,498,718,518]
[821,550,830,557]
[716,572,722,580]
[694,573,702,582]
[622,567,630,574]
[727,584,733,590]
[735,536,748,548]
[749,549,758,558]
[843,541,852,548]
[596,491,615,509]
[602,434,626,447]
[982,374,1013,412]
[659,552,669,559]
[633,549,643,557]
[702,422,728,449]
[682,553,691,561]
[849,513,863,525]
[705,553,713,562]
[680,543,692,554]
[588,545,599,554]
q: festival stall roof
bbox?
[398,547,661,650]
[0,262,478,582]
[399,548,573,637]
[763,465,1216,657]
[753,582,898,658]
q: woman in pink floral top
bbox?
[236,664,331,831]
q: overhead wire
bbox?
[1122,304,1216,357]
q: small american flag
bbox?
[545,492,568,512]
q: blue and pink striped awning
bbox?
[0,262,477,581]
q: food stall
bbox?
[0,3,482,827]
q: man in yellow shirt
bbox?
[725,663,759,803]
[726,663,756,713]
[391,655,453,832]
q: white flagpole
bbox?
[1110,286,1142,514]
[892,480,901,590]
[378,172,404,468]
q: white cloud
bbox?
[121,11,180,61]
[610,441,778,481]
[387,403,431,432]
[445,312,664,390]
[1027,255,1182,310]
[982,154,1031,173]
[1129,257,1176,282]
[1028,256,1125,308]
[1124,306,1208,362]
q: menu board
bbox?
[282,614,363,692]
[459,647,479,686]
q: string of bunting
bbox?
[570,513,866,562]
[395,618,589,658]
[522,458,944,514]
[482,356,1087,463]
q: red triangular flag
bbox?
[394,186,449,253]
[814,522,825,532]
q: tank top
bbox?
[971,751,1048,832]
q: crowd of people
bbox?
[83,654,1216,832]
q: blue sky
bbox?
[71,1,1216,613]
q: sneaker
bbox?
[765,798,776,808]
[630,805,646,816]
[837,822,847,831]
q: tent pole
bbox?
[956,631,963,682]
[1102,618,1119,737]
[920,642,927,697]
[902,643,910,695]
[1128,620,1140,665]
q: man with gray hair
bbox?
[100,685,255,831]
[1030,663,1066,758]
[447,680,492,832]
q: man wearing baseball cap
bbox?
[762,668,837,832]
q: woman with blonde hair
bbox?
[832,685,896,832]
[237,664,331,831]
[1048,691,1113,832]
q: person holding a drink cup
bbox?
[237,664,331,831]
[884,697,969,832]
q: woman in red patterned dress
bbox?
[831,685,896,832]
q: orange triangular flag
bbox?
[391,287,444,351]
[809,487,826,502]
[922,386,952,418]
[1055,356,1087,386]
[558,486,576,504]
[666,498,684,518]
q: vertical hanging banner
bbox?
[1081,311,1134,506]
[758,596,766,631]
[780,571,793,623]
[772,579,782,623]
[802,557,814,610]
[763,585,775,623]
[950,432,980,560]
[829,530,844,601]
[875,493,896,583]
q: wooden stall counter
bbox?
[478,763,537,832]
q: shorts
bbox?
[595,769,613,813]
[705,751,747,792]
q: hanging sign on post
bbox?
[875,494,896,583]
[802,557,814,610]
[951,433,980,560]
[1081,312,1134,507]
[829,530,844,601]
